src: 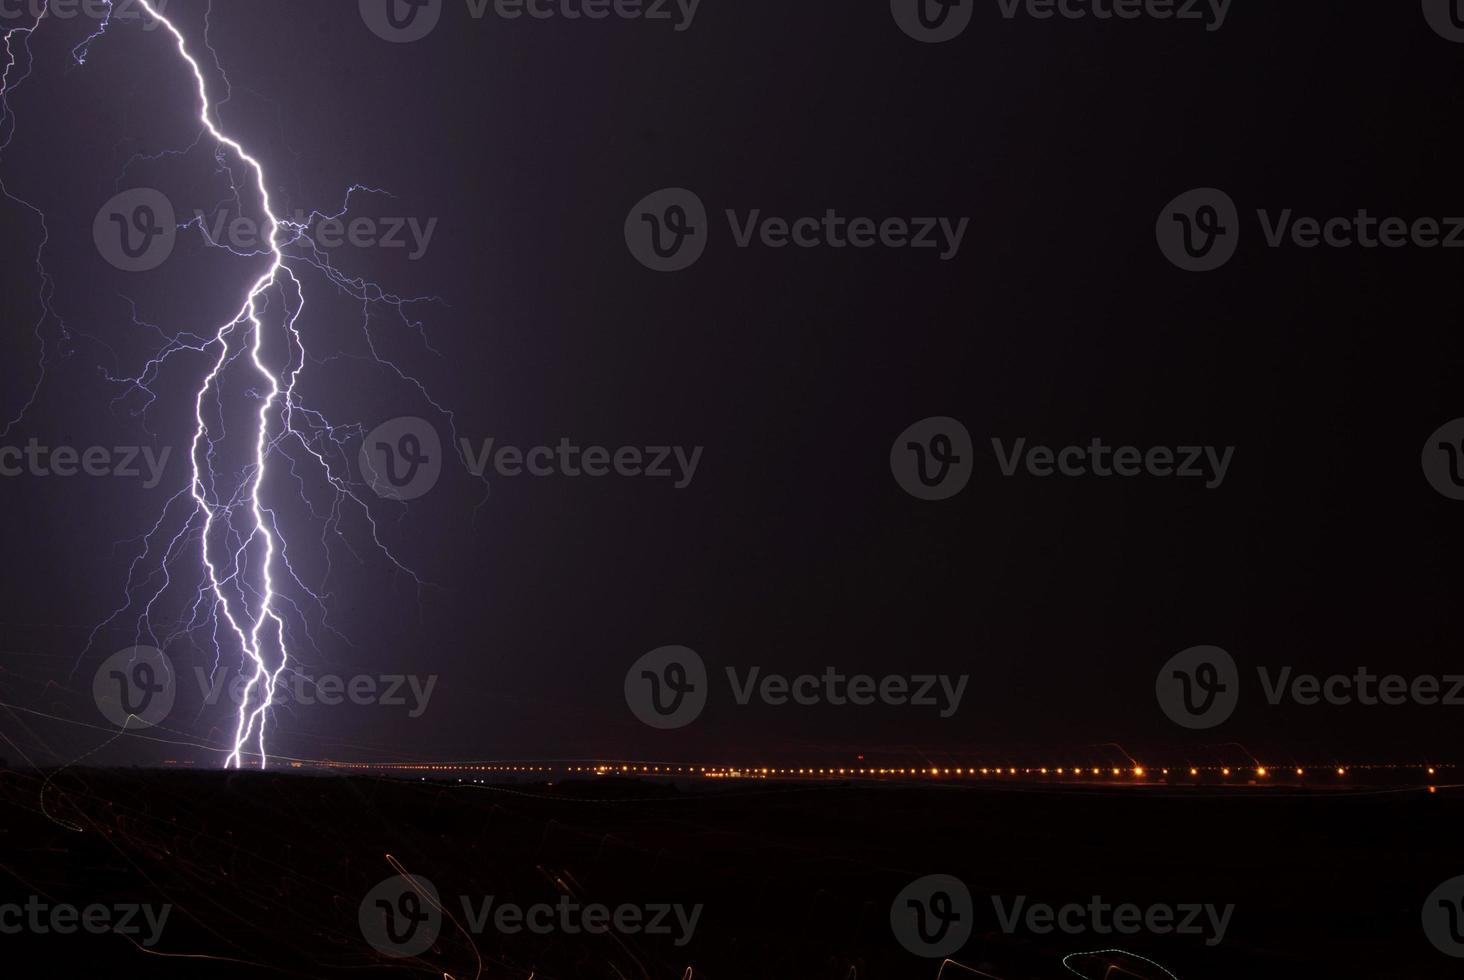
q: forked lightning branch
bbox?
[1,1,446,768]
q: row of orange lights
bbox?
[322,762,1442,779]
[575,765,1440,778]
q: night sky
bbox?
[1,0,1462,769]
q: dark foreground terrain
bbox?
[0,767,1456,979]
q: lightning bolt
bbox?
[1,6,65,440]
[112,0,293,770]
[3,1,463,770]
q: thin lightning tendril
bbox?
[2,1,462,770]
[1,6,65,441]
[122,0,299,771]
